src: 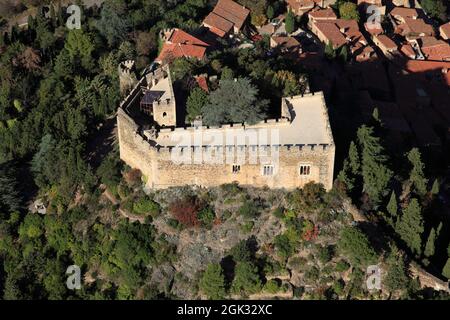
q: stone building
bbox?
[117,65,335,191]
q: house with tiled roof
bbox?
[270,36,302,54]
[395,18,435,40]
[373,34,399,59]
[390,7,418,24]
[308,7,337,25]
[419,37,450,61]
[202,0,250,38]
[156,29,209,64]
[400,43,416,59]
[440,22,450,40]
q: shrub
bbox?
[199,263,226,299]
[272,207,284,218]
[238,200,259,219]
[198,207,215,228]
[317,245,333,264]
[169,196,202,228]
[264,279,280,294]
[337,226,377,267]
[304,266,320,283]
[124,168,142,186]
[274,234,294,260]
[133,197,160,216]
[333,279,345,296]
[241,221,254,233]
[335,260,350,272]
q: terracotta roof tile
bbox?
[156,29,209,63]
[419,37,450,61]
[405,60,450,86]
[308,8,337,20]
[374,35,397,50]
[202,0,250,37]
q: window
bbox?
[262,165,274,176]
[299,165,311,176]
[232,165,240,174]
[162,112,167,117]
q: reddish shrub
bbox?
[124,169,142,186]
[169,196,202,228]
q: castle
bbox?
[117,65,335,190]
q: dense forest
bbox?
[0,0,449,300]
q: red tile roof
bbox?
[314,19,365,49]
[271,36,301,49]
[374,34,397,50]
[195,75,209,92]
[390,7,418,21]
[405,60,450,86]
[419,37,450,61]
[308,8,337,20]
[156,29,209,63]
[395,18,435,37]
[400,43,415,58]
[202,0,250,37]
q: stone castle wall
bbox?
[117,108,335,190]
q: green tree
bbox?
[339,2,359,21]
[231,261,262,295]
[338,141,360,192]
[384,245,410,292]
[65,29,95,70]
[337,226,377,267]
[421,0,446,21]
[324,42,336,60]
[339,45,348,62]
[386,191,398,219]
[285,10,296,34]
[424,228,436,258]
[266,5,274,20]
[199,263,226,299]
[431,178,439,195]
[95,4,130,47]
[186,87,208,122]
[202,78,267,126]
[442,257,450,279]
[407,148,428,196]
[396,198,424,256]
[357,125,392,206]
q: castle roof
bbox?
[151,92,334,147]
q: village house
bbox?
[258,14,286,36]
[395,18,435,40]
[400,43,417,59]
[155,29,209,64]
[270,36,302,54]
[308,7,337,27]
[202,0,250,38]
[439,22,450,40]
[390,7,419,24]
[286,0,336,16]
[373,34,399,59]
[418,37,450,62]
